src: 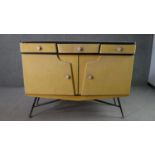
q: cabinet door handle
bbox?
[65,75,71,80]
[88,75,94,80]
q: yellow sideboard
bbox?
[20,42,136,101]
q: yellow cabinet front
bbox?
[20,42,136,101]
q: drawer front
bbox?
[57,44,99,53]
[20,43,57,53]
[100,44,136,54]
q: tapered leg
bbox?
[117,98,124,118]
[113,98,117,106]
[94,98,125,118]
[28,98,60,118]
[36,97,40,106]
[29,97,38,118]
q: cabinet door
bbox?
[22,55,75,95]
[79,55,134,96]
[59,55,79,95]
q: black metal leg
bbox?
[117,98,124,118]
[94,98,125,118]
[36,97,40,106]
[29,97,38,118]
[29,97,60,118]
[95,99,115,106]
[113,98,117,106]
[29,97,124,118]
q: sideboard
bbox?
[20,41,136,118]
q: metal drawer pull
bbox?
[77,47,83,52]
[36,46,42,51]
[116,47,123,52]
[88,75,94,80]
[65,75,71,79]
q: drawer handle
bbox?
[116,47,123,52]
[77,47,83,52]
[65,75,71,80]
[36,46,42,51]
[88,75,94,80]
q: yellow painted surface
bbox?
[20,43,57,53]
[20,43,136,101]
[80,55,134,95]
[59,55,79,95]
[79,55,99,93]
[100,44,136,54]
[57,44,99,53]
[22,55,75,95]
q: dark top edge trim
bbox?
[21,52,134,55]
[20,41,136,44]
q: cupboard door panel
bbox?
[79,55,134,95]
[59,55,79,95]
[79,56,99,94]
[22,55,75,95]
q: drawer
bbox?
[57,44,99,53]
[20,43,57,53]
[100,44,136,54]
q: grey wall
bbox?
[0,34,153,87]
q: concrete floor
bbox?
[0,85,155,121]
